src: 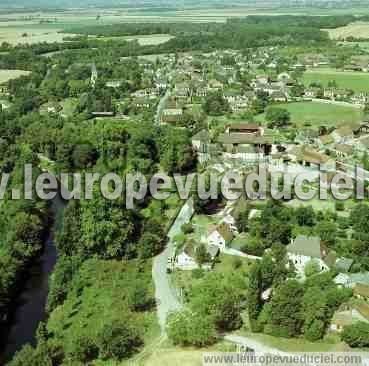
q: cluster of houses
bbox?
[289,234,369,332]
[192,117,369,176]
[173,211,369,332]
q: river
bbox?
[0,194,66,364]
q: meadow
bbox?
[256,101,363,128]
[0,69,30,83]
[302,68,369,93]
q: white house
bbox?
[191,130,210,152]
[208,223,234,251]
[176,242,219,270]
[287,235,332,276]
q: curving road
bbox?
[152,197,194,333]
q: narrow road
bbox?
[224,334,282,355]
[155,88,171,125]
[152,197,194,333]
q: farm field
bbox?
[0,69,30,83]
[256,101,363,128]
[301,68,369,93]
[325,21,369,39]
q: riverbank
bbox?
[0,194,66,364]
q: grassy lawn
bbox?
[235,330,342,352]
[214,253,254,274]
[256,101,363,128]
[140,341,236,366]
[302,68,369,93]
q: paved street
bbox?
[152,197,194,333]
[154,88,171,125]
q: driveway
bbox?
[152,197,194,333]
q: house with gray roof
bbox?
[287,235,333,276]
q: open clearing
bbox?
[326,21,369,39]
[302,68,369,93]
[256,101,362,127]
[0,69,30,83]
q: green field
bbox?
[256,101,363,127]
[302,68,369,93]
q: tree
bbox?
[137,232,165,259]
[295,206,315,226]
[96,320,143,360]
[7,344,53,366]
[264,280,304,338]
[248,263,263,332]
[189,273,242,332]
[72,143,98,169]
[67,334,99,363]
[316,220,337,245]
[341,322,369,348]
[202,92,230,116]
[236,204,251,233]
[265,107,291,128]
[167,310,217,347]
[195,243,211,266]
[302,287,329,341]
[251,91,269,114]
[290,84,305,97]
